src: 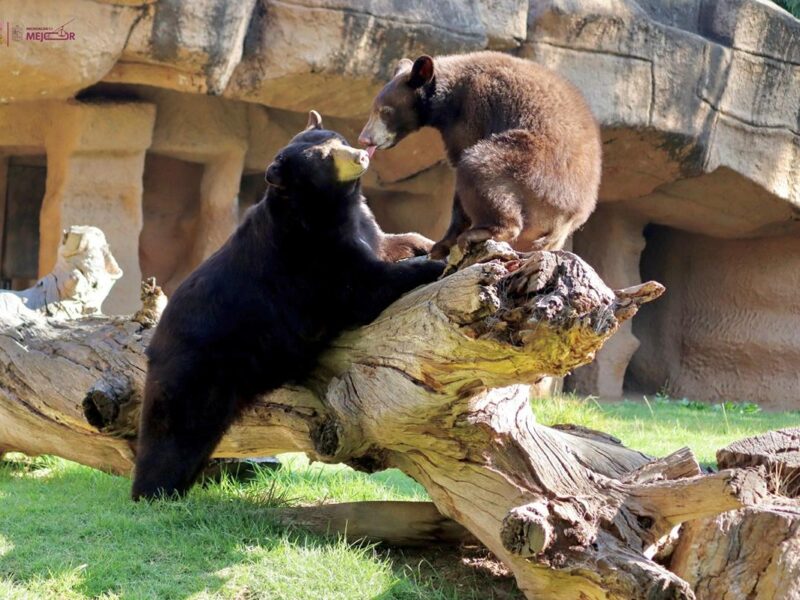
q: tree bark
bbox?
[718,427,800,497]
[670,504,800,600]
[0,232,779,600]
[670,428,800,599]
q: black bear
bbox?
[132,112,445,500]
[358,51,602,259]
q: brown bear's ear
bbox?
[265,162,283,187]
[394,58,413,78]
[408,55,434,88]
[305,110,323,130]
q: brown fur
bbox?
[359,51,602,259]
[358,200,434,261]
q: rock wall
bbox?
[628,226,800,410]
[0,0,798,405]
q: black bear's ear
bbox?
[265,162,283,187]
[394,58,413,78]
[408,55,434,88]
[305,110,323,131]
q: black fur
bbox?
[132,128,444,500]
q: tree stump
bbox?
[718,428,800,497]
[670,429,800,599]
[0,229,780,600]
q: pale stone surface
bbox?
[108,0,257,94]
[193,151,243,264]
[139,154,203,297]
[524,0,800,206]
[571,207,647,398]
[0,0,142,102]
[629,227,800,409]
[224,0,488,117]
[478,0,528,49]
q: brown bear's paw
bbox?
[456,227,495,249]
[429,239,456,261]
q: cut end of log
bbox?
[717,427,800,497]
[501,502,554,557]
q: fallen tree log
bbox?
[272,501,477,547]
[0,227,778,600]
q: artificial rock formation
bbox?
[0,0,799,405]
[2,228,796,600]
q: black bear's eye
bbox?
[380,106,394,118]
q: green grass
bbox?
[532,394,799,466]
[0,455,491,600]
[774,0,800,18]
[1,397,798,599]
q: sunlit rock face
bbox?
[0,0,798,406]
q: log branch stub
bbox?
[612,281,667,321]
[82,374,135,434]
[132,277,167,327]
[622,447,702,484]
[610,466,770,557]
[501,501,554,556]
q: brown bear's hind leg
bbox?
[452,155,523,251]
[430,193,471,260]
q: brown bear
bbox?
[358,51,602,259]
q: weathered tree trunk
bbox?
[0,230,780,600]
